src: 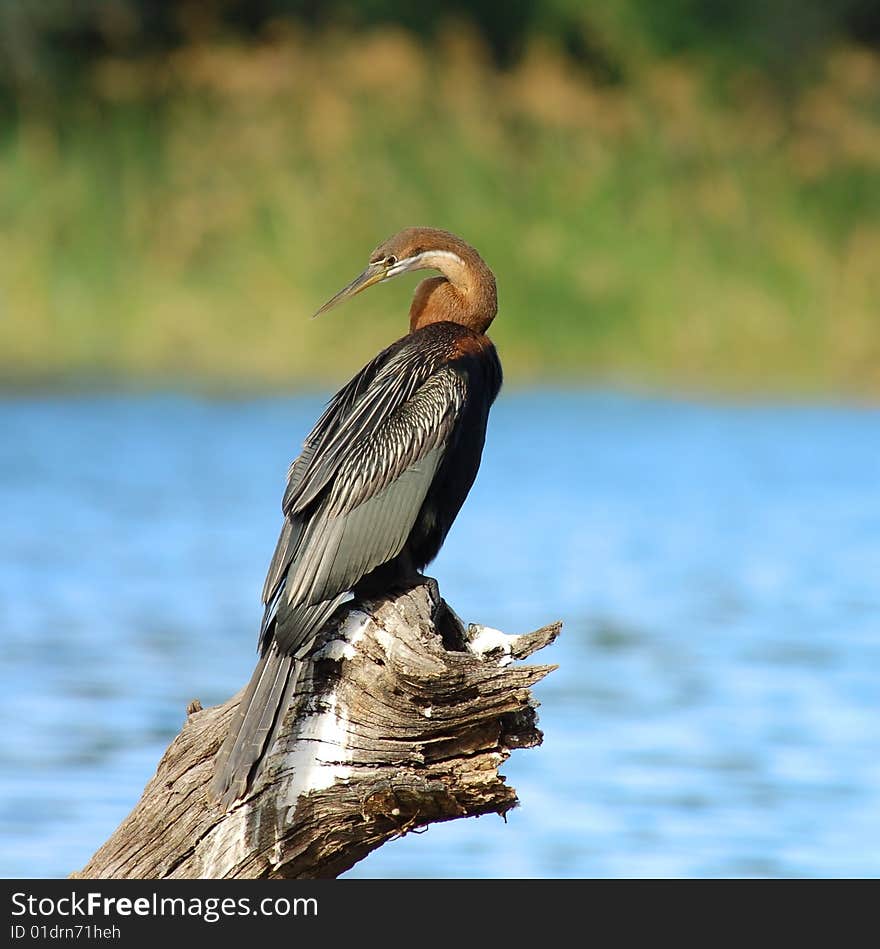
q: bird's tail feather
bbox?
[209,595,346,810]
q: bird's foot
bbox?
[431,593,469,652]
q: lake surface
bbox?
[1,390,878,878]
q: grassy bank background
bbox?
[1,5,879,394]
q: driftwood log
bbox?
[73,580,560,879]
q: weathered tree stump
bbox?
[72,580,560,879]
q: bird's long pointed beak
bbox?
[312,261,389,318]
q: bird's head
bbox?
[312,227,489,319]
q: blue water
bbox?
[1,390,878,878]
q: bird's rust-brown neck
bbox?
[409,246,497,336]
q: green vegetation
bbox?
[1,18,879,394]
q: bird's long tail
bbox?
[209,596,346,810]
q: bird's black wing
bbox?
[261,338,469,656]
[259,347,388,609]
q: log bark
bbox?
[72,580,561,879]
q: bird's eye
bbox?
[385,255,398,266]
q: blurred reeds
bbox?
[2,27,879,393]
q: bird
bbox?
[209,226,503,809]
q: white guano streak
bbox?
[278,610,370,809]
[467,624,520,667]
[199,610,371,877]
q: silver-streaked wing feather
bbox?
[283,344,431,515]
[261,342,427,609]
[283,367,466,607]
